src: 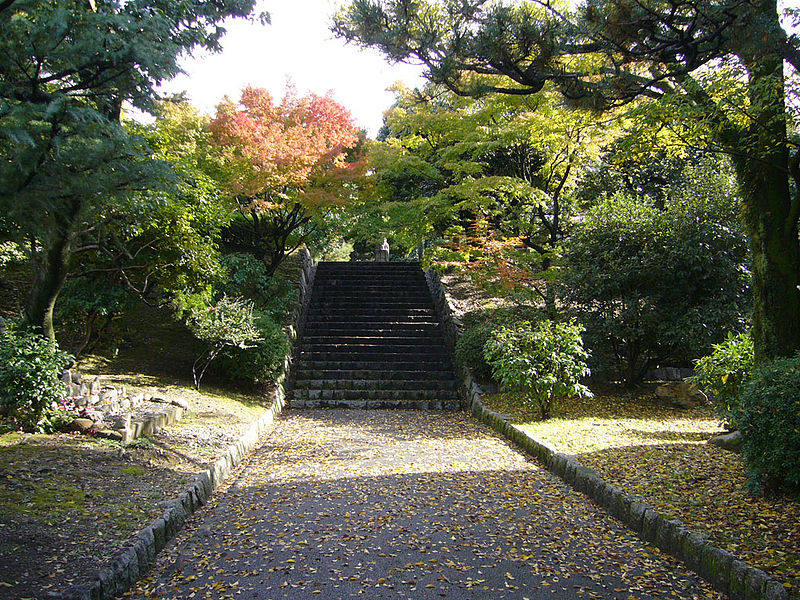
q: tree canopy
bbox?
[334,0,800,363]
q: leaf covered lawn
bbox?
[0,374,273,600]
[484,390,800,594]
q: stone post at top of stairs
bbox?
[375,238,390,261]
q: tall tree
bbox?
[0,0,262,339]
[334,0,800,363]
[209,86,366,275]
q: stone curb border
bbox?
[59,250,317,600]
[424,268,789,600]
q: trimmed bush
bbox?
[734,354,800,493]
[455,307,539,382]
[484,320,592,419]
[0,326,73,432]
[690,332,753,422]
[218,316,290,385]
[561,194,749,386]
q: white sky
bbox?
[159,0,425,137]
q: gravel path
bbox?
[128,410,722,600]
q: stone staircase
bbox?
[289,261,460,409]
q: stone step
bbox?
[313,282,428,289]
[317,261,422,273]
[291,389,460,401]
[290,398,461,410]
[298,350,449,362]
[301,335,444,345]
[306,308,436,315]
[292,379,458,391]
[295,359,452,370]
[309,302,434,310]
[302,335,442,345]
[292,368,457,381]
[302,325,442,335]
[310,292,432,301]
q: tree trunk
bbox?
[25,232,71,341]
[738,168,800,362]
[735,36,800,363]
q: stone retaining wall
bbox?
[424,267,788,600]
[59,249,317,600]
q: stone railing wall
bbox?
[60,247,317,600]
[424,267,787,600]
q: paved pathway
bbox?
[128,410,721,600]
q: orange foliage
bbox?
[437,220,535,291]
[209,86,366,207]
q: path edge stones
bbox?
[58,250,317,600]
[424,268,788,600]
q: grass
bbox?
[484,388,800,594]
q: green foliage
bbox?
[217,316,290,385]
[734,354,800,493]
[455,307,539,382]
[484,320,591,419]
[55,277,132,356]
[188,296,262,390]
[0,326,72,433]
[0,0,258,338]
[690,332,753,422]
[561,193,749,386]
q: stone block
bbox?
[729,560,749,600]
[681,531,708,573]
[700,545,734,591]
[764,580,789,600]
[642,508,660,542]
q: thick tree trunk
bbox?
[734,34,800,363]
[738,167,800,362]
[25,231,71,341]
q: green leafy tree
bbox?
[0,0,262,340]
[484,319,592,420]
[334,0,800,365]
[562,194,749,385]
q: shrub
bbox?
[484,320,592,419]
[455,307,539,382]
[218,315,290,385]
[734,354,800,493]
[0,326,73,432]
[188,296,262,390]
[561,193,749,386]
[690,332,753,422]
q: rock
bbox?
[70,382,83,397]
[79,383,88,396]
[71,370,82,384]
[171,397,189,410]
[60,370,72,385]
[96,429,123,442]
[108,414,131,430]
[89,376,101,395]
[708,431,743,452]
[99,387,118,402]
[130,392,145,406]
[150,396,170,405]
[88,394,101,405]
[67,418,96,433]
[655,381,707,409]
[74,396,90,409]
[118,398,131,412]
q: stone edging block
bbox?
[423,267,788,600]
[57,250,317,600]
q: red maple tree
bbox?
[210,86,366,273]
